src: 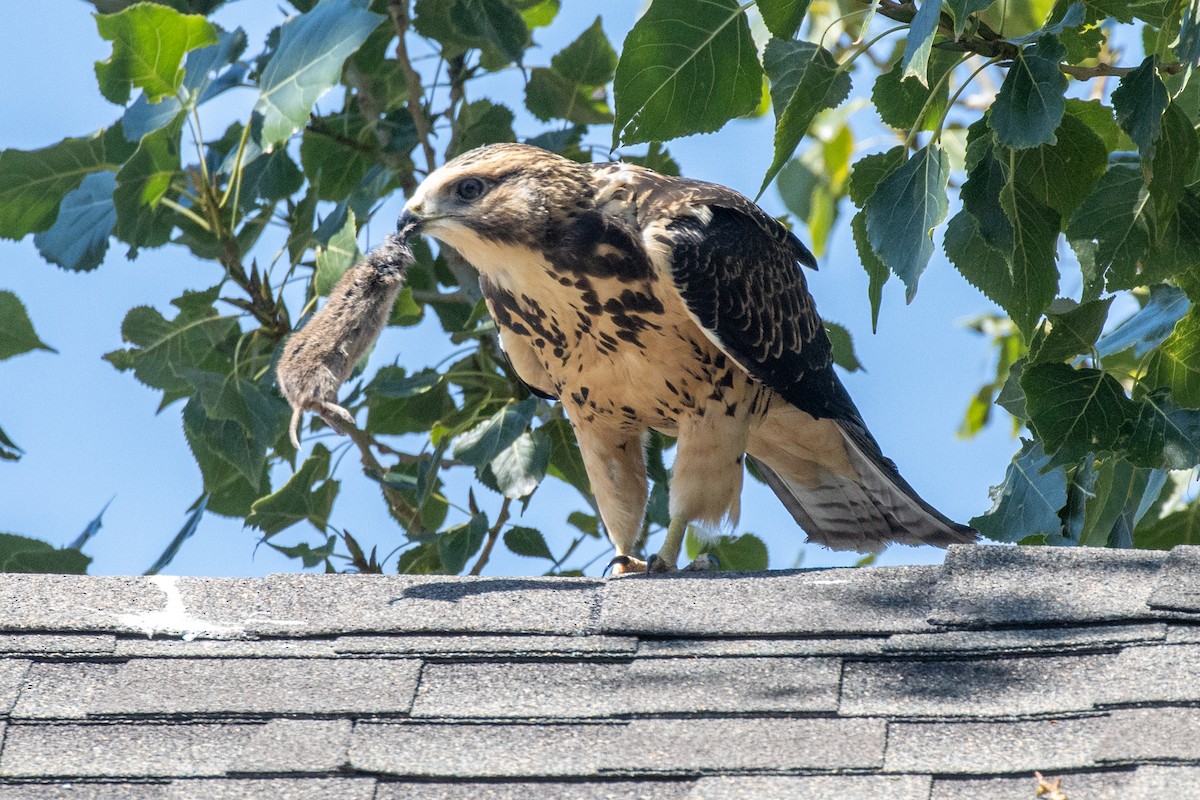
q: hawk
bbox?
[282,143,976,573]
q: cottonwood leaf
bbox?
[613,0,763,147]
[33,171,117,272]
[504,525,555,560]
[1137,500,1200,548]
[453,398,538,467]
[0,127,133,240]
[182,399,268,515]
[1029,297,1113,363]
[901,0,943,85]
[874,50,958,132]
[1147,102,1198,218]
[1066,166,1152,292]
[864,143,949,301]
[1010,113,1107,220]
[0,533,91,575]
[1145,306,1200,407]
[756,0,811,38]
[438,514,489,574]
[823,321,864,372]
[112,119,184,251]
[998,179,1061,336]
[247,444,339,535]
[144,497,208,575]
[255,0,385,147]
[315,208,359,296]
[1112,56,1169,160]
[0,292,55,361]
[94,3,218,104]
[989,35,1067,149]
[850,212,889,332]
[543,418,590,496]
[948,0,995,35]
[1098,284,1190,358]
[686,531,769,570]
[488,429,550,499]
[1124,389,1200,469]
[0,424,21,462]
[1022,363,1133,466]
[760,39,851,194]
[970,439,1067,543]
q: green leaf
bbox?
[0,533,91,575]
[513,0,560,28]
[301,113,375,201]
[315,208,359,296]
[453,397,538,467]
[756,0,811,38]
[182,399,267,517]
[623,142,680,175]
[543,417,591,496]
[847,147,905,207]
[112,118,184,251]
[1124,389,1200,469]
[269,535,337,569]
[760,39,851,194]
[1022,363,1133,466]
[181,370,289,478]
[850,213,889,332]
[32,171,117,272]
[823,321,863,372]
[1010,113,1107,220]
[438,513,489,574]
[613,0,764,147]
[0,127,133,240]
[1112,56,1169,159]
[239,148,304,211]
[104,292,238,405]
[94,3,218,104]
[969,439,1067,543]
[0,424,22,462]
[996,357,1030,421]
[451,99,517,157]
[1137,500,1200,548]
[1078,458,1159,547]
[1066,166,1152,292]
[901,0,943,85]
[998,179,1061,337]
[452,0,529,64]
[0,292,55,361]
[567,510,601,538]
[1147,102,1198,217]
[948,0,995,35]
[864,143,950,301]
[247,444,339,535]
[1097,284,1190,358]
[503,525,555,560]
[1065,98,1133,152]
[255,0,386,147]
[1145,306,1200,407]
[525,20,616,125]
[366,367,455,436]
[989,35,1067,150]
[144,496,207,575]
[685,531,769,570]
[488,430,550,499]
[1029,297,1113,363]
[874,49,957,132]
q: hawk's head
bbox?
[400,143,592,258]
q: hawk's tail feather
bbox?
[747,420,976,553]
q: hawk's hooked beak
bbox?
[397,207,425,237]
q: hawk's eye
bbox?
[456,177,486,202]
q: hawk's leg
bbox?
[646,516,720,573]
[573,424,649,577]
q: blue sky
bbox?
[0,0,1022,576]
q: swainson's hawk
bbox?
[282,143,976,573]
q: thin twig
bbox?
[387,0,437,176]
[469,497,512,576]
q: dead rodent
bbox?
[276,232,415,447]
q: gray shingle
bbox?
[840,653,1109,718]
[1096,644,1200,706]
[611,718,887,773]
[930,771,1132,799]
[350,721,623,777]
[602,567,938,637]
[335,634,638,657]
[930,546,1166,627]
[883,624,1166,655]
[163,778,377,799]
[113,639,339,658]
[0,783,168,799]
[411,657,841,718]
[690,775,932,800]
[1123,765,1200,795]
[884,717,1103,773]
[1149,546,1200,613]
[0,661,29,714]
[0,576,164,634]
[0,634,115,656]
[12,658,420,718]
[0,720,352,778]
[636,637,887,658]
[375,781,694,799]
[1096,707,1200,763]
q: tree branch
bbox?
[469,496,512,576]
[387,0,438,177]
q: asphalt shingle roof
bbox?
[1,544,1199,797]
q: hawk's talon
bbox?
[605,554,648,577]
[682,554,720,572]
[646,554,674,574]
